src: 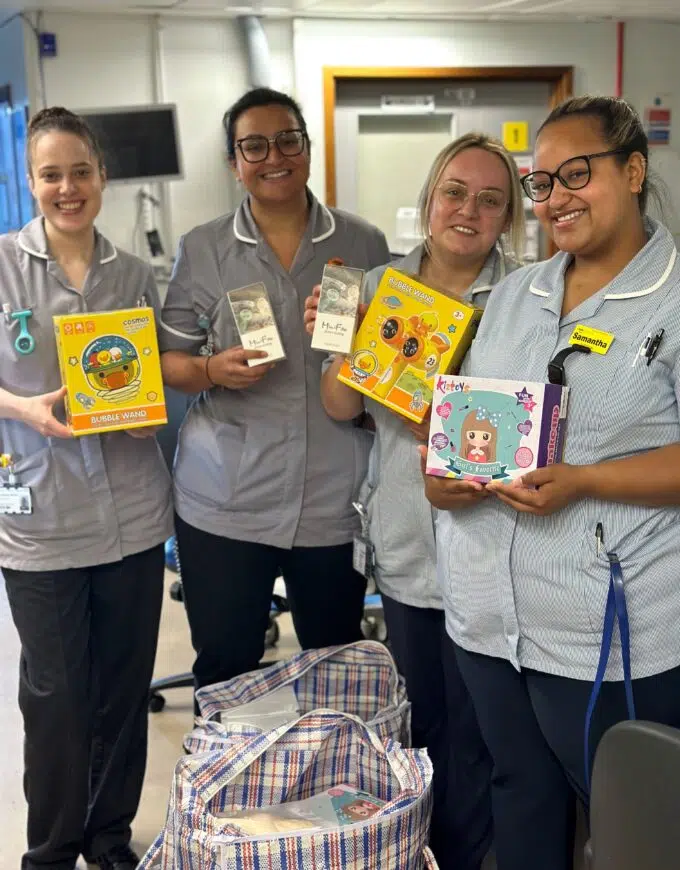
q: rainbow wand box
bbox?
[336,267,482,423]
[426,375,569,482]
[53,307,167,436]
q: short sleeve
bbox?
[368,229,391,271]
[158,234,208,355]
[143,268,162,323]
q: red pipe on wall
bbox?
[616,21,625,98]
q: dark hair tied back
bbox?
[222,87,309,162]
[27,106,104,174]
[538,95,661,215]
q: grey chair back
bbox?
[586,720,680,869]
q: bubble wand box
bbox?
[426,375,569,483]
[53,307,167,436]
[336,267,483,423]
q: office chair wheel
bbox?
[265,617,280,649]
[149,692,166,713]
[169,580,184,603]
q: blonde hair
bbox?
[418,132,526,260]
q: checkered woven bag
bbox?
[139,709,436,870]
[185,641,411,755]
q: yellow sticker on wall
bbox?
[569,325,614,355]
[502,121,529,152]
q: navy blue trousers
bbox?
[175,513,367,691]
[455,645,680,870]
[381,594,493,870]
[3,545,164,870]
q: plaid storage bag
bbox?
[185,641,410,755]
[139,709,437,870]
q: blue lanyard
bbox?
[583,548,636,792]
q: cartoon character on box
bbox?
[327,788,384,825]
[82,335,141,404]
[462,407,499,463]
[372,310,451,399]
[432,388,532,482]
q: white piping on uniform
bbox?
[233,202,336,244]
[99,246,118,264]
[312,205,336,242]
[233,208,257,244]
[161,320,207,341]
[498,246,507,279]
[17,239,48,259]
[528,246,676,302]
[604,246,676,299]
[470,284,492,296]
[18,237,118,264]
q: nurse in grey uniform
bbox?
[0,109,172,870]
[306,133,526,870]
[426,96,680,870]
[160,88,390,691]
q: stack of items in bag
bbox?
[140,642,438,870]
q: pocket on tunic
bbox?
[173,412,245,508]
[0,446,61,535]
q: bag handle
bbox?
[423,846,440,869]
[183,708,422,805]
[137,831,164,869]
[197,640,401,720]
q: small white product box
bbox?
[227,282,286,366]
[311,264,364,355]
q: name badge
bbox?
[570,325,614,355]
[353,534,375,581]
[0,485,32,515]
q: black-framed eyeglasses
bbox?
[521,149,627,203]
[235,129,307,163]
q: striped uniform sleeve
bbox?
[159,234,208,355]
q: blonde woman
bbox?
[305,133,525,869]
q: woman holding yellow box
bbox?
[0,107,171,870]
[305,132,525,869]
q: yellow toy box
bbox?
[336,268,483,423]
[53,307,167,436]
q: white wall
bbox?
[159,16,294,247]
[0,12,29,105]
[16,11,680,248]
[293,18,618,203]
[22,11,295,254]
[23,12,157,251]
[623,20,680,236]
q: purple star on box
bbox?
[515,386,533,405]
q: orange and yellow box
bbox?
[53,307,167,436]
[336,268,483,423]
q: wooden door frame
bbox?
[323,65,573,206]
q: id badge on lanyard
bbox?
[352,500,375,581]
[0,454,32,515]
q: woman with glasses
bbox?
[159,87,390,693]
[424,95,680,870]
[304,133,526,869]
